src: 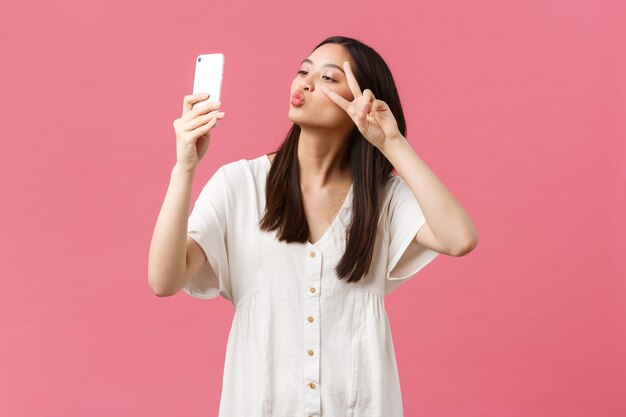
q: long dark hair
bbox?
[259,35,407,284]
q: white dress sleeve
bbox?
[386,176,440,281]
[184,166,232,300]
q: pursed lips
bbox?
[291,90,305,106]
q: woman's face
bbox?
[288,43,357,131]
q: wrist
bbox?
[172,163,197,178]
[380,133,407,156]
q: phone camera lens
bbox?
[198,57,201,62]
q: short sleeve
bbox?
[386,176,440,281]
[184,166,232,300]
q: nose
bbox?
[301,79,313,92]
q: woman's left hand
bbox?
[321,60,401,150]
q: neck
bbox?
[296,127,352,189]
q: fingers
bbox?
[346,98,366,126]
[347,90,374,119]
[368,100,377,117]
[186,110,223,131]
[362,89,375,116]
[362,89,375,103]
[321,85,350,112]
[189,112,223,134]
[343,61,362,99]
[182,98,222,122]
[182,92,210,115]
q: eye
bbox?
[297,70,335,82]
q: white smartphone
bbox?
[191,53,224,111]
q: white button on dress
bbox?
[184,154,440,416]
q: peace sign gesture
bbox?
[321,60,401,150]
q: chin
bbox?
[287,110,308,126]
[288,110,342,129]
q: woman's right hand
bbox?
[173,93,226,171]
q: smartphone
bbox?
[192,53,224,112]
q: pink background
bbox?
[1,0,624,416]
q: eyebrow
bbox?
[300,58,345,74]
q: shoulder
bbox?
[216,154,266,185]
[385,174,413,201]
[379,174,420,222]
[371,175,402,226]
[212,155,270,203]
[382,174,405,203]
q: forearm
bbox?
[380,134,478,253]
[148,164,197,295]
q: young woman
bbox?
[149,35,478,417]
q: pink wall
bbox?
[1,0,624,416]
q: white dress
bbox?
[184,154,440,417]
